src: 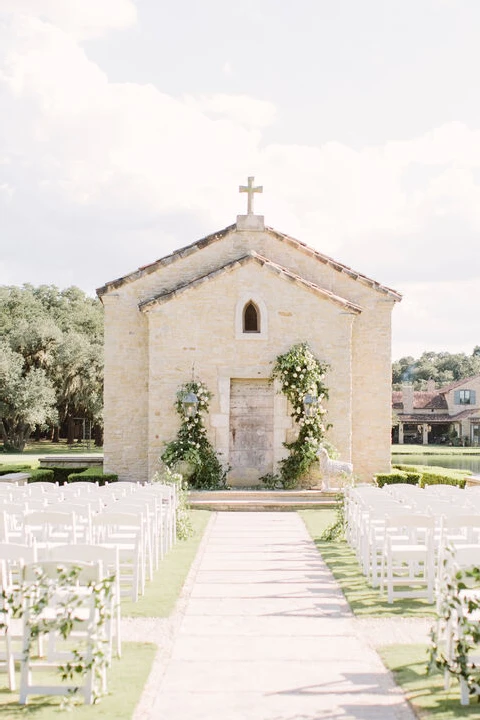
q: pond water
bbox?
[392,453,480,475]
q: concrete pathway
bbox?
[136,512,418,720]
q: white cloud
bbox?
[185,93,276,129]
[392,279,479,360]
[0,0,137,39]
[0,4,479,361]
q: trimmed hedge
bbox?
[68,466,118,486]
[46,466,88,485]
[393,463,469,489]
[28,468,55,483]
[419,472,467,489]
[393,463,470,480]
[374,470,421,487]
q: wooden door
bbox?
[229,379,274,485]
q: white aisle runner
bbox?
[147,512,416,720]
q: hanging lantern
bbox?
[303,394,318,417]
[182,391,199,418]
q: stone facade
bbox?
[97,215,401,485]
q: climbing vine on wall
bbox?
[262,342,330,489]
[161,380,228,490]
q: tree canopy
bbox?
[392,349,480,389]
[0,284,103,451]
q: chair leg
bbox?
[460,677,470,706]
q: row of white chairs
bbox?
[0,479,180,700]
[435,544,480,705]
[0,481,178,603]
[345,484,480,604]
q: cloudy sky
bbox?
[0,0,479,360]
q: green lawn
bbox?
[299,508,435,617]
[379,644,480,719]
[0,509,210,714]
[392,444,480,456]
[0,642,156,718]
[0,441,103,466]
[121,509,211,618]
[300,508,480,714]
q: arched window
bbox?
[243,302,260,333]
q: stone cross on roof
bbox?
[239,176,263,215]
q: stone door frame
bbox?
[210,366,292,474]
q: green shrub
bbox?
[374,470,413,488]
[47,466,88,485]
[394,463,469,479]
[67,466,117,486]
[0,464,35,475]
[28,468,55,482]
[419,472,467,489]
[389,466,422,484]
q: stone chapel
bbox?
[97,178,402,485]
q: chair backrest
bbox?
[26,482,60,494]
[424,484,463,495]
[384,513,436,542]
[0,542,37,564]
[23,510,78,544]
[22,559,101,585]
[92,511,142,535]
[48,543,119,576]
[66,481,99,493]
[0,541,37,588]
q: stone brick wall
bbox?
[100,224,398,483]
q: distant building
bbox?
[393,376,480,445]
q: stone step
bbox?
[188,489,339,511]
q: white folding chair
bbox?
[22,510,78,549]
[18,560,109,705]
[380,513,436,603]
[0,559,17,691]
[91,512,144,602]
[439,545,480,704]
[47,544,121,659]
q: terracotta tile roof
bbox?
[397,413,453,423]
[96,224,236,296]
[397,409,480,422]
[138,251,364,313]
[266,227,402,301]
[97,222,402,301]
[439,375,480,393]
[392,390,448,411]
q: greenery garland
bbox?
[1,563,114,707]
[262,342,330,489]
[161,380,228,490]
[429,549,480,700]
[152,467,193,539]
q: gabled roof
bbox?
[139,251,363,314]
[439,375,480,394]
[96,222,402,301]
[265,227,401,300]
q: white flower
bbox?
[284,381,289,386]
[296,366,301,371]
[293,373,297,377]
